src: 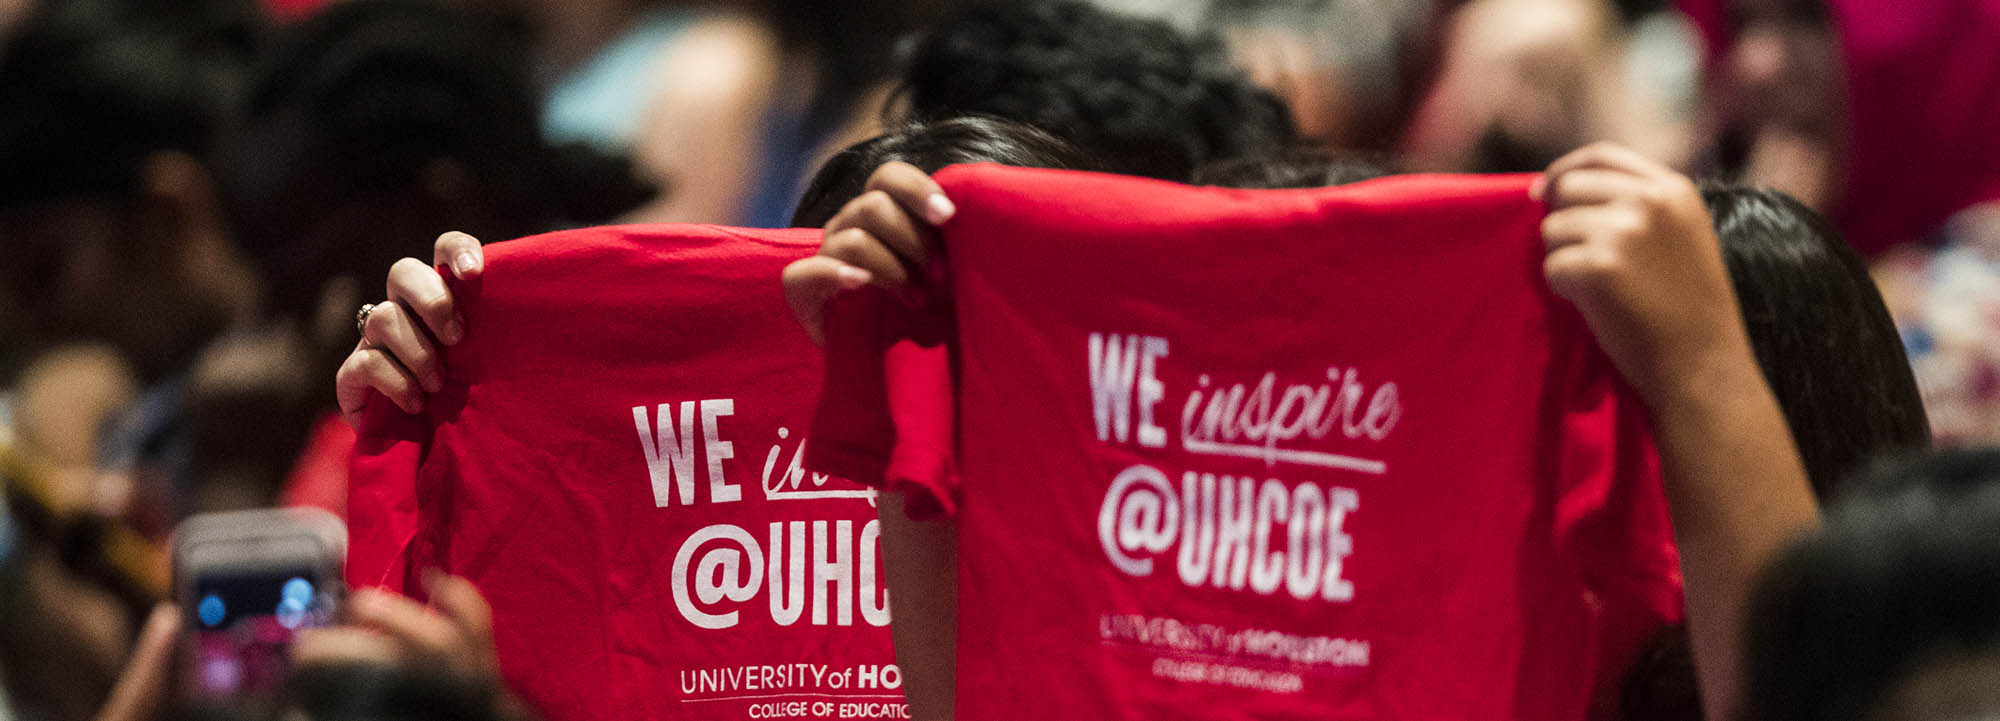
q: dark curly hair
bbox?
[220,0,650,328]
[0,0,243,211]
[898,0,1297,182]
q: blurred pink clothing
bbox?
[1681,0,2000,254]
[1832,0,2000,255]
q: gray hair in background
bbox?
[1202,0,1430,146]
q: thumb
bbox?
[421,570,494,642]
[433,231,485,280]
[782,255,871,346]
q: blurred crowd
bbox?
[0,0,1997,720]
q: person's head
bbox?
[791,115,1096,228]
[1404,0,1625,175]
[1702,0,2000,254]
[1706,185,1930,498]
[221,0,644,356]
[0,0,256,382]
[1746,448,2000,721]
[896,0,1297,182]
[1702,0,1842,205]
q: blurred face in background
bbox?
[0,153,253,384]
[1217,0,1421,152]
[1706,0,1843,208]
[0,0,30,39]
[1399,0,1621,173]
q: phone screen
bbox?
[185,567,336,700]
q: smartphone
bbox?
[172,508,345,705]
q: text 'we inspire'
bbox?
[1087,332,1401,602]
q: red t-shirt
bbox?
[810,166,1682,721]
[348,224,904,721]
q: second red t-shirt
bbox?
[812,165,1682,721]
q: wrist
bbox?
[1637,335,1766,416]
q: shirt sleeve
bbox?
[1549,343,1685,692]
[882,339,957,519]
[345,396,428,592]
[806,288,960,520]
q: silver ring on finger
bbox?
[356,303,378,337]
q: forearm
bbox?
[1646,347,1818,721]
[877,492,957,720]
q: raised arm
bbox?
[783,161,959,719]
[1537,143,1818,720]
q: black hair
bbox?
[1745,448,2000,721]
[1618,187,1934,721]
[221,0,647,327]
[1708,185,1931,499]
[790,115,1095,228]
[1466,122,1577,176]
[0,0,254,380]
[0,0,239,210]
[1607,0,1672,26]
[897,0,1297,182]
[751,0,955,138]
[1191,147,1394,189]
[1846,447,2000,501]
